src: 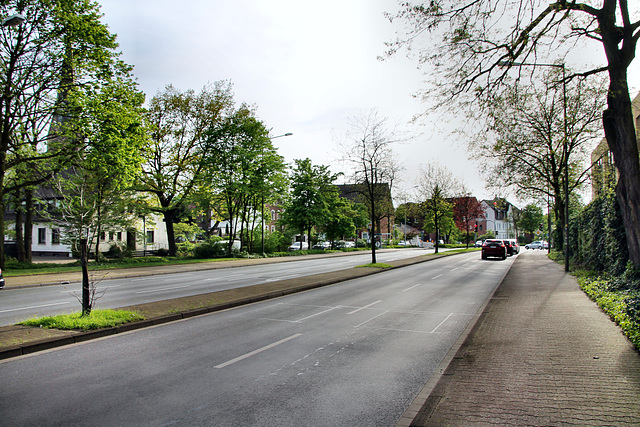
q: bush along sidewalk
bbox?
[576,266,640,351]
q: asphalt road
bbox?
[0,251,515,426]
[0,248,432,326]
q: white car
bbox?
[288,242,309,251]
[525,241,544,249]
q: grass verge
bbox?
[356,263,393,269]
[575,271,640,351]
[18,309,145,331]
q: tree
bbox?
[323,196,357,246]
[416,162,461,253]
[281,158,339,251]
[452,194,485,248]
[0,0,125,267]
[386,1,640,268]
[339,109,404,263]
[472,72,606,251]
[202,106,286,255]
[519,204,545,239]
[140,82,234,256]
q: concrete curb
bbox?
[0,250,463,360]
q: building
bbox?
[4,187,169,259]
[477,199,519,240]
[591,92,640,199]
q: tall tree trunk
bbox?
[14,189,25,263]
[24,188,33,262]
[80,237,91,316]
[603,86,640,268]
[163,210,177,257]
[370,198,376,264]
[600,9,640,269]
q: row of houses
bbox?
[4,180,520,259]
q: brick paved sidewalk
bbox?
[411,250,640,426]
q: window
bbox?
[271,225,275,232]
[271,210,276,221]
[109,232,115,241]
[100,232,106,241]
[117,232,122,241]
[52,228,60,245]
[146,230,154,243]
[38,228,46,244]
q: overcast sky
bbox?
[96,0,640,206]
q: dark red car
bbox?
[481,239,507,260]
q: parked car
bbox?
[312,241,331,250]
[335,240,355,249]
[288,242,309,251]
[474,240,483,247]
[0,268,4,289]
[482,239,507,260]
[509,239,520,254]
[397,241,408,247]
[525,241,544,250]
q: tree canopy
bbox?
[386,0,640,268]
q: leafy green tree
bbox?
[140,82,234,256]
[323,195,356,245]
[281,158,339,250]
[385,0,640,268]
[0,0,126,266]
[519,204,545,239]
[53,73,146,315]
[202,106,286,255]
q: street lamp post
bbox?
[2,14,25,27]
[263,132,292,254]
[499,60,569,271]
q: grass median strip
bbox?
[18,309,145,331]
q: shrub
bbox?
[193,238,234,259]
[572,190,628,275]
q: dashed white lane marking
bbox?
[135,285,190,294]
[0,301,71,313]
[430,313,454,333]
[347,300,383,315]
[215,333,303,368]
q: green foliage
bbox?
[578,273,640,351]
[192,237,236,259]
[518,204,545,235]
[18,309,145,331]
[572,191,628,275]
[281,158,339,243]
[477,231,495,240]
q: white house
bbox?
[478,199,518,240]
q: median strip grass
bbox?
[18,310,145,331]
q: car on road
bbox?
[525,241,544,250]
[0,268,4,289]
[504,239,519,256]
[474,240,483,247]
[482,239,507,260]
